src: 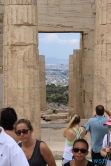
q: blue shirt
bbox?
[84,116,109,153]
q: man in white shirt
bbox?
[0,126,29,166]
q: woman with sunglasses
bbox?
[64,139,94,166]
[62,114,86,165]
[15,119,56,166]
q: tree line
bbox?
[46,84,68,105]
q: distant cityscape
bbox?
[46,64,69,86]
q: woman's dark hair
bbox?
[15,119,33,131]
[0,107,17,130]
[73,139,89,150]
[96,105,104,116]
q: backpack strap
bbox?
[73,127,82,139]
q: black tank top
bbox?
[19,140,46,166]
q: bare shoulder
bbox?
[40,141,57,166]
[66,128,71,134]
[70,160,74,166]
[63,128,73,137]
[40,141,48,150]
[65,128,76,141]
[40,141,52,155]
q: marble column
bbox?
[74,50,83,118]
[0,1,3,67]
[93,1,111,110]
[68,55,74,112]
[39,55,46,111]
[82,30,94,118]
[0,67,3,109]
[3,0,40,139]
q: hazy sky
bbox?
[38,33,80,59]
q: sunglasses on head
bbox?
[73,148,87,154]
[15,129,30,136]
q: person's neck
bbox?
[74,159,86,166]
[5,129,14,133]
[72,124,80,128]
[22,138,36,148]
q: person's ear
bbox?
[30,128,33,133]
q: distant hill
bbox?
[46,57,68,64]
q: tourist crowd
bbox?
[0,105,111,166]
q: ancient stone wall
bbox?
[3,0,40,139]
[0,0,96,123]
[39,55,46,111]
[37,0,95,118]
[93,1,111,110]
[37,0,95,32]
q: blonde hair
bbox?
[65,113,80,131]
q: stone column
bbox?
[39,55,46,111]
[93,1,111,110]
[0,1,3,67]
[74,50,83,118]
[68,50,83,118]
[68,55,74,112]
[3,0,40,139]
[0,67,3,109]
[82,30,94,118]
[72,52,76,114]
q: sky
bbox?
[38,33,80,59]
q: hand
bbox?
[106,147,111,153]
[104,110,111,116]
[109,147,111,153]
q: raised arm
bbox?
[104,110,111,116]
[40,142,56,166]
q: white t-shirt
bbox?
[0,127,29,166]
[102,134,111,166]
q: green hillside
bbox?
[46,84,68,105]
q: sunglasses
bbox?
[15,129,30,136]
[73,148,87,154]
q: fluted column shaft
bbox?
[3,0,40,138]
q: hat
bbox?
[103,116,111,126]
